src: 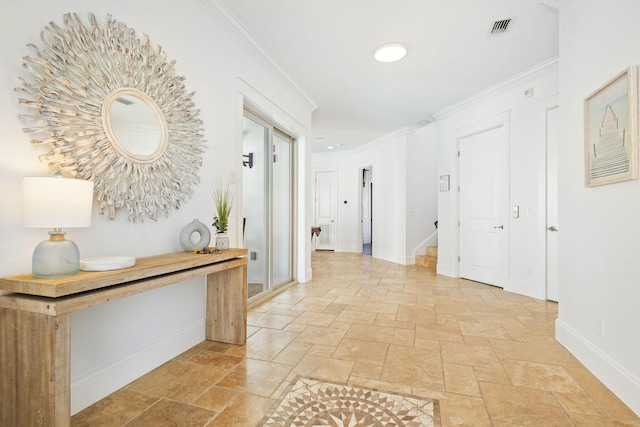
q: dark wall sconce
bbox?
[243,153,253,168]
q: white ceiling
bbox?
[218,0,559,153]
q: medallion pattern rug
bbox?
[260,376,441,427]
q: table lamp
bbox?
[23,174,94,278]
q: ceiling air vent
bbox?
[490,18,512,35]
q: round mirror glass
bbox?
[103,88,168,163]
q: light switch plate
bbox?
[439,175,450,192]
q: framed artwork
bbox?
[584,65,638,187]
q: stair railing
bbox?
[411,226,438,258]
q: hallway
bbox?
[72,252,640,426]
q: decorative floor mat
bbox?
[260,376,440,426]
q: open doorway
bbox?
[361,166,373,255]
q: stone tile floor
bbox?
[71,251,640,426]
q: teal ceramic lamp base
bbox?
[32,230,80,278]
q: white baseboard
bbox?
[372,250,409,265]
[504,278,545,300]
[337,245,362,253]
[304,268,313,283]
[556,319,640,416]
[71,319,205,415]
[436,263,456,277]
[404,255,416,266]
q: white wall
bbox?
[555,0,640,415]
[0,0,314,413]
[407,125,439,255]
[362,168,373,244]
[435,59,559,300]
[301,136,313,281]
[311,126,438,264]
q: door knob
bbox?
[493,225,504,229]
[547,226,558,232]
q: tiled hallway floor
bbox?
[72,251,640,426]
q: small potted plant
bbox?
[212,179,233,251]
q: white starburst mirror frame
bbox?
[16,13,206,222]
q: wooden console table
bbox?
[0,249,248,427]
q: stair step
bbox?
[416,246,438,271]
[415,254,437,270]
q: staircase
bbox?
[415,246,437,271]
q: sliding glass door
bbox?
[242,115,269,299]
[242,110,293,300]
[272,131,292,285]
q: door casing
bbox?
[543,99,560,301]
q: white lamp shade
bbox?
[23,177,94,228]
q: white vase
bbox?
[179,219,211,251]
[215,233,229,251]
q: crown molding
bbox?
[433,56,559,120]
[540,0,563,10]
[191,0,319,112]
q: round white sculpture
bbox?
[180,219,211,251]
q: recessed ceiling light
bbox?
[327,146,334,149]
[374,43,407,63]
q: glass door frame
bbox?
[243,108,296,300]
[271,127,295,289]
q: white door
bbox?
[459,125,509,287]
[546,106,559,301]
[361,167,372,245]
[315,171,336,250]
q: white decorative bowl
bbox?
[80,256,136,272]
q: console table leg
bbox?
[205,265,247,345]
[0,308,71,427]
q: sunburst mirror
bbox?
[16,13,206,222]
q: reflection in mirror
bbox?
[103,88,168,163]
[111,95,162,156]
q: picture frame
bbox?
[584,65,638,187]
